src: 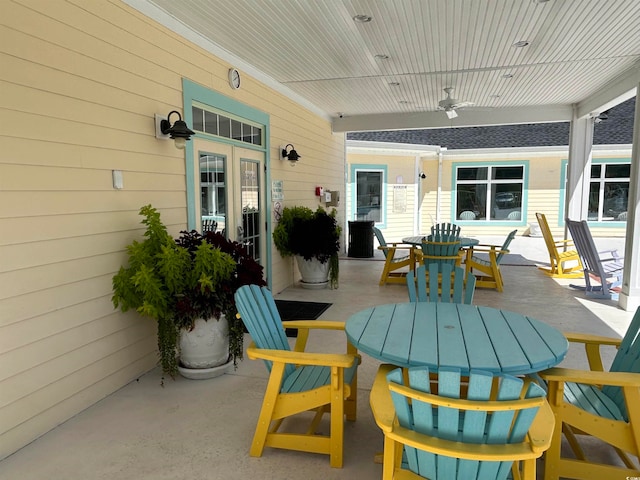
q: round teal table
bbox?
[345,302,568,375]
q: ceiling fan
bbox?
[437,87,474,119]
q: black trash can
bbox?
[348,221,375,258]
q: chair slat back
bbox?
[565,219,601,275]
[535,212,557,255]
[422,235,461,268]
[602,307,640,419]
[387,366,545,480]
[407,263,475,304]
[373,227,390,259]
[235,285,293,375]
[496,230,517,265]
[430,223,461,242]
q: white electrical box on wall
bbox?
[112,170,124,189]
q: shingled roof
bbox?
[347,98,635,150]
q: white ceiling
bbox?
[127,0,640,132]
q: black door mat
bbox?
[274,300,332,337]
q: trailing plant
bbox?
[112,205,264,378]
[273,206,341,288]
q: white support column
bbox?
[619,88,640,312]
[565,110,595,224]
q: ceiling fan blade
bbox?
[451,101,475,109]
[445,109,458,119]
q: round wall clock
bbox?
[228,68,241,90]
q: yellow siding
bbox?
[0,0,344,459]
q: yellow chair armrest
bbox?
[540,367,640,387]
[563,332,622,346]
[369,364,397,433]
[468,247,509,255]
[387,424,546,461]
[561,332,621,371]
[378,244,415,251]
[527,400,555,454]
[247,343,356,368]
[281,320,345,331]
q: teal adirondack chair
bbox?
[406,263,476,304]
[234,285,359,468]
[421,234,462,268]
[370,364,553,480]
[540,306,640,479]
[465,230,517,292]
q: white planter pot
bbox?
[295,255,329,289]
[179,316,229,370]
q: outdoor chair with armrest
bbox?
[370,364,553,480]
[234,284,359,468]
[420,235,463,268]
[373,227,419,285]
[565,218,624,300]
[535,212,582,278]
[539,306,640,480]
[464,230,517,292]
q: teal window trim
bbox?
[182,78,273,288]
[451,160,529,226]
[350,163,387,228]
[560,157,631,228]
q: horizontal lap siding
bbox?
[0,0,344,458]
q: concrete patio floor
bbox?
[0,235,635,480]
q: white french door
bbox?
[193,137,265,263]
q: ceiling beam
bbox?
[575,62,640,118]
[332,105,574,133]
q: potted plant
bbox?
[273,206,340,289]
[112,205,265,379]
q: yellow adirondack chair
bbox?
[234,285,359,468]
[374,227,419,285]
[539,306,640,480]
[464,230,517,292]
[370,364,554,480]
[535,212,582,278]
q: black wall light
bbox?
[281,144,301,166]
[156,110,195,149]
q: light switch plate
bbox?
[112,170,124,189]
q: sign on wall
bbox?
[393,185,407,213]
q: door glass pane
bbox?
[200,153,226,235]
[356,171,382,222]
[240,160,261,261]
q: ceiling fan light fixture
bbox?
[445,109,458,119]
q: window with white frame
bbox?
[355,169,384,222]
[455,164,525,221]
[588,163,629,222]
